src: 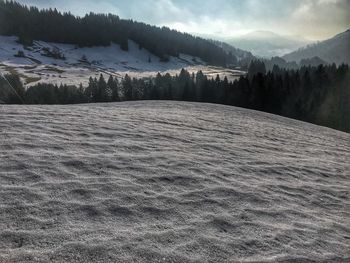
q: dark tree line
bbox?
[0,75,86,104]
[262,56,330,72]
[1,62,349,132]
[0,73,24,103]
[0,0,236,66]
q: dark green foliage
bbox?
[97,74,110,102]
[300,56,327,67]
[107,75,120,102]
[264,57,299,71]
[24,83,87,104]
[14,50,25,57]
[248,60,266,80]
[42,47,65,60]
[0,73,25,103]
[210,40,253,67]
[122,74,133,101]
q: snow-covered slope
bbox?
[283,30,350,65]
[0,36,245,87]
[0,101,349,262]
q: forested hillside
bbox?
[283,30,350,65]
[0,1,239,66]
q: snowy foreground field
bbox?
[0,101,349,263]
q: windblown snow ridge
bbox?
[0,101,349,262]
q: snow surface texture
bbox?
[0,101,349,263]
[0,36,245,87]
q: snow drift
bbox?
[0,101,349,262]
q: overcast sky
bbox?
[15,0,350,40]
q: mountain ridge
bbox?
[283,29,350,65]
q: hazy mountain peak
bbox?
[242,30,282,40]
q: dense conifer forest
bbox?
[1,62,349,132]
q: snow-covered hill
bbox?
[283,30,350,65]
[0,101,349,262]
[0,36,245,87]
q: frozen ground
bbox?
[0,36,245,87]
[0,101,349,263]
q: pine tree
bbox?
[98,74,109,102]
[122,74,133,100]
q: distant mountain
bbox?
[226,30,310,58]
[283,30,350,65]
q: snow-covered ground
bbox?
[0,36,245,87]
[0,101,349,262]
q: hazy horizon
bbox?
[12,0,350,41]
